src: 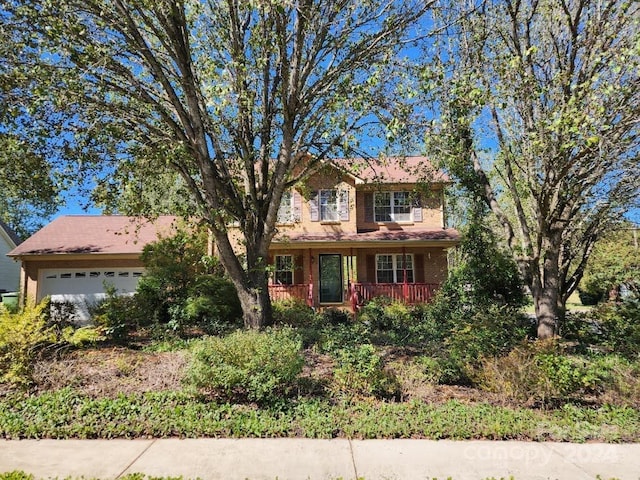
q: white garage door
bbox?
[39,268,145,324]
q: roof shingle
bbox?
[7,215,178,257]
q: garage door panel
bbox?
[40,268,144,323]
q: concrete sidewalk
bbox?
[1,438,639,480]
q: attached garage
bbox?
[7,215,177,323]
[39,267,145,321]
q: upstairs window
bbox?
[274,255,294,285]
[277,191,293,224]
[310,188,349,222]
[376,254,414,284]
[319,189,339,221]
[374,192,411,222]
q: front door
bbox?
[319,254,343,303]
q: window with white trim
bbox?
[274,255,294,285]
[319,189,339,221]
[277,191,294,224]
[376,254,414,283]
[374,191,411,222]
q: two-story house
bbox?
[261,156,460,312]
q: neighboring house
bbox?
[7,215,177,322]
[230,156,460,312]
[0,220,22,295]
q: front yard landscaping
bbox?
[1,293,640,442]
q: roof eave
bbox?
[270,239,459,249]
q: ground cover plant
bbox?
[1,286,639,441]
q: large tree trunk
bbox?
[531,231,564,339]
[211,227,274,329]
[234,273,273,329]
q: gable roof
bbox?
[331,156,449,184]
[0,219,21,247]
[8,215,178,257]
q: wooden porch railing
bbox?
[352,283,440,305]
[268,282,440,307]
[268,284,312,305]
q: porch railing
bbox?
[268,284,311,304]
[352,283,440,305]
[268,282,440,307]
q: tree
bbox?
[579,224,640,304]
[424,0,640,338]
[4,0,432,327]
[0,18,62,238]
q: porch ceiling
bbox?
[272,227,459,248]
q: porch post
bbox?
[307,249,314,307]
[349,247,357,318]
[402,246,408,302]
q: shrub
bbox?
[357,297,417,344]
[320,307,351,325]
[0,300,55,388]
[330,344,398,399]
[389,355,444,400]
[317,321,371,354]
[47,300,79,330]
[92,284,143,342]
[137,229,241,335]
[272,297,317,327]
[60,325,105,346]
[597,296,640,358]
[474,341,632,406]
[174,275,242,334]
[562,296,640,358]
[184,328,304,404]
[437,304,532,384]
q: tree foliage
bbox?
[3,0,432,327]
[137,227,241,335]
[579,225,640,304]
[424,0,640,338]
[0,24,62,238]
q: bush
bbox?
[320,307,351,325]
[0,300,55,388]
[92,284,144,342]
[136,229,241,335]
[357,297,416,344]
[184,328,304,404]
[562,296,640,358]
[330,344,398,399]
[597,296,640,358]
[272,298,317,327]
[174,275,242,335]
[437,304,532,384]
[317,321,371,354]
[474,341,633,406]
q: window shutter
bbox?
[366,255,376,283]
[309,191,319,221]
[293,191,302,222]
[412,195,423,222]
[339,189,349,221]
[294,254,304,284]
[364,192,374,222]
[415,254,425,283]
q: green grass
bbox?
[1,388,638,442]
